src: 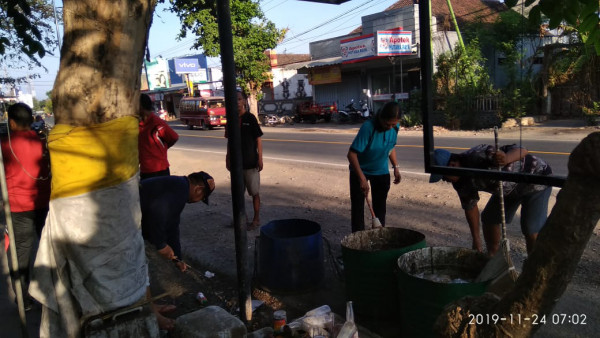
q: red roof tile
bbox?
[351,0,507,34]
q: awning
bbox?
[282,56,343,72]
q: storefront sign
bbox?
[309,66,342,85]
[188,69,208,83]
[174,58,201,74]
[340,34,376,64]
[376,31,413,56]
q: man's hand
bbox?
[157,245,176,261]
[493,150,507,167]
[360,177,370,196]
[257,158,263,172]
[393,168,401,184]
[175,260,187,272]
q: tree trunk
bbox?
[54,0,154,125]
[435,132,600,337]
[30,1,157,336]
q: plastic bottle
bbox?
[336,301,358,338]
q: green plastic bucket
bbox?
[397,247,493,337]
[341,228,426,319]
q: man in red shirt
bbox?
[1,102,51,305]
[138,94,179,180]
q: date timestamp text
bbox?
[469,313,587,325]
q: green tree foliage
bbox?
[0,0,59,86]
[505,0,600,55]
[169,0,285,98]
[433,39,497,129]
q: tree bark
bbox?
[54,0,155,125]
[435,132,600,337]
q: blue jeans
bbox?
[482,186,552,235]
[350,170,390,232]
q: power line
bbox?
[280,0,378,44]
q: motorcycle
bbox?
[358,100,371,119]
[338,99,368,123]
[261,113,294,127]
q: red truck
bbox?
[295,101,337,123]
[179,96,227,130]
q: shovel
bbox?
[476,127,518,289]
[365,194,382,229]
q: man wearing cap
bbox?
[429,145,552,255]
[139,171,215,272]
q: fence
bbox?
[258,98,312,116]
[432,94,502,129]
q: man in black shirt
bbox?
[226,90,264,230]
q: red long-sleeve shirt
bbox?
[138,113,179,174]
[1,130,51,212]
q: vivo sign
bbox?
[377,31,413,56]
[174,58,200,74]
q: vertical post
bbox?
[0,148,29,337]
[216,0,251,323]
[420,0,434,171]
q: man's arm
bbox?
[464,205,483,252]
[256,137,263,171]
[389,148,401,184]
[158,121,179,148]
[495,147,528,167]
[348,150,369,195]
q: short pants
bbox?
[481,186,552,235]
[243,168,260,196]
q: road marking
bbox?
[178,134,571,156]
[172,146,561,194]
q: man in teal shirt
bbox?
[347,101,402,232]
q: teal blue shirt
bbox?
[350,120,399,175]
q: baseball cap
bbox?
[429,149,451,183]
[198,171,215,204]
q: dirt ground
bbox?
[148,121,600,337]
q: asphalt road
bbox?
[171,124,578,178]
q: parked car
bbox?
[179,96,227,130]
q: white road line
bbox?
[172,146,560,194]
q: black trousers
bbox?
[350,170,390,232]
[7,209,48,291]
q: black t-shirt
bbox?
[226,113,263,169]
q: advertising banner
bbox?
[145,58,170,90]
[376,31,413,56]
[340,34,376,64]
[188,69,208,83]
[174,58,201,74]
[309,66,342,85]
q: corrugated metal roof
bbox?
[281,56,343,70]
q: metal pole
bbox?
[216,0,251,323]
[51,0,62,52]
[0,141,29,337]
[420,0,434,171]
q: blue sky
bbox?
[19,0,397,99]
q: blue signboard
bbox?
[174,58,200,74]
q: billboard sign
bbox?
[340,34,376,64]
[376,31,413,56]
[145,58,170,90]
[174,58,201,74]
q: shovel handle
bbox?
[494,127,507,240]
[365,195,376,218]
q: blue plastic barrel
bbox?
[257,219,324,293]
